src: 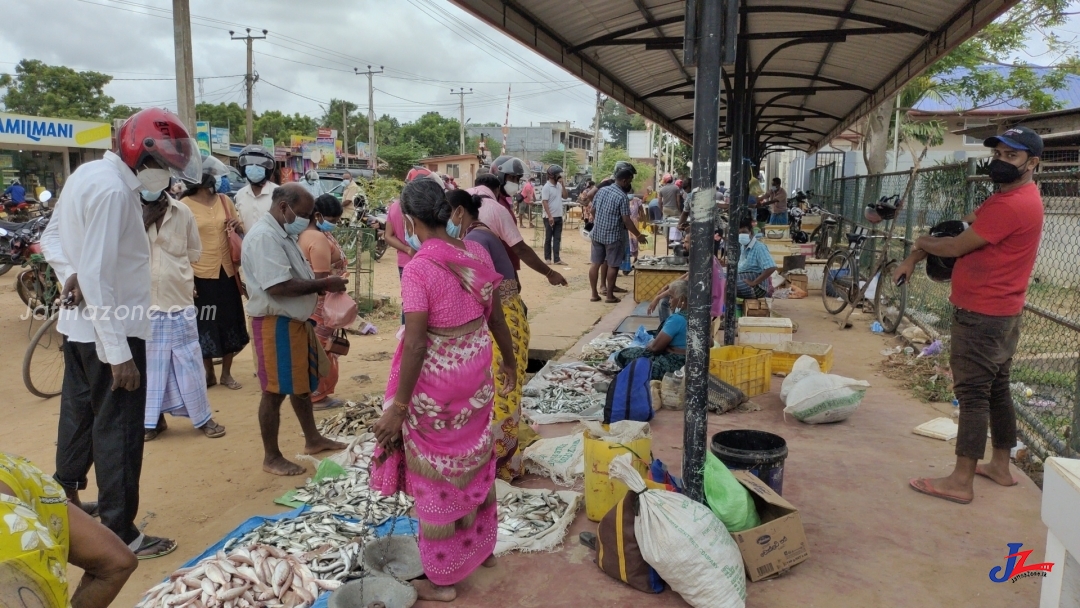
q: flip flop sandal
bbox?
[590,296,602,302]
[201,421,226,439]
[144,430,160,442]
[220,378,243,390]
[612,286,628,293]
[604,298,621,304]
[136,536,178,560]
[579,531,597,551]
[908,478,972,504]
[313,398,345,411]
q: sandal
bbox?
[604,297,620,304]
[313,397,345,411]
[144,416,167,442]
[611,286,628,294]
[200,420,226,438]
[590,296,602,302]
[135,535,178,560]
[220,378,242,390]
[908,478,972,504]
[579,531,597,551]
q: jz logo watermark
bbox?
[989,543,1054,583]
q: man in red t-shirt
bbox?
[894,126,1044,505]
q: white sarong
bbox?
[145,307,212,429]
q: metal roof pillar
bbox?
[681,0,726,503]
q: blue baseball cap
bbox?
[984,126,1044,157]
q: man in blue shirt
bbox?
[589,163,647,303]
[733,214,776,298]
[3,178,26,203]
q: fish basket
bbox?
[633,266,686,303]
[770,342,834,375]
[709,346,772,398]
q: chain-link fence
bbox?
[820,163,1080,460]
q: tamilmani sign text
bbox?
[0,112,112,149]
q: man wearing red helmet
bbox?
[41,108,201,559]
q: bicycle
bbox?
[807,210,845,260]
[20,252,65,398]
[820,196,908,332]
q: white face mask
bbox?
[503,181,520,196]
[136,168,172,193]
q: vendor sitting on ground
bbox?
[0,452,137,608]
[615,280,689,380]
[646,233,724,323]
[727,215,776,299]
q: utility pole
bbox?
[172,0,196,133]
[342,102,349,167]
[356,66,384,174]
[562,121,569,171]
[452,88,473,155]
[591,91,603,173]
[231,28,267,144]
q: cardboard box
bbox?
[786,274,808,292]
[731,471,810,581]
[743,298,770,317]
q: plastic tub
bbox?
[771,342,834,374]
[711,430,789,495]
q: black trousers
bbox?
[55,338,147,545]
[544,217,564,261]
[951,308,1021,460]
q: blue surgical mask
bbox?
[738,233,751,246]
[214,175,225,192]
[318,220,336,232]
[284,208,308,236]
[244,165,267,183]
[404,217,422,250]
[446,218,462,239]
[140,189,163,202]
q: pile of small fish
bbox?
[525,363,611,396]
[227,511,374,555]
[315,395,383,437]
[579,333,633,362]
[137,545,340,608]
[305,541,365,582]
[523,385,601,415]
[290,476,413,526]
[497,490,569,539]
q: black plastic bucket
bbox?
[711,430,788,495]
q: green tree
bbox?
[398,112,462,157]
[598,147,654,194]
[0,59,114,119]
[539,149,578,177]
[107,105,142,122]
[195,102,247,141]
[600,99,647,148]
[863,0,1080,173]
[319,98,368,148]
[378,140,428,179]
[253,110,318,145]
[374,114,402,147]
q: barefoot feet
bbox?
[304,436,347,455]
[975,462,1017,486]
[263,455,306,476]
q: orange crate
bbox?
[709,346,772,397]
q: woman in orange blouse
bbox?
[181,158,251,390]
[298,194,350,409]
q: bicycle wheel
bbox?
[822,250,856,315]
[876,260,908,333]
[23,314,65,398]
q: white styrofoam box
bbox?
[806,261,825,291]
[1041,457,1080,608]
[737,317,793,350]
[912,417,959,441]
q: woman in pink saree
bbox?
[371,178,517,602]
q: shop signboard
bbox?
[262,137,275,149]
[196,121,211,156]
[211,127,230,152]
[0,112,112,149]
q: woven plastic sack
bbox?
[782,363,870,424]
[703,451,761,532]
[609,454,746,608]
[522,433,584,486]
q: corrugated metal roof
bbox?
[449,0,1020,151]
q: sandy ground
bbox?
[0,222,628,607]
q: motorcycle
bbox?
[0,192,52,277]
[346,195,388,261]
[788,190,810,243]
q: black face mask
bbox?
[988,158,1026,184]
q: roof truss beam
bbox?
[742,6,931,35]
[756,71,873,93]
[566,15,685,53]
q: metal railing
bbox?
[821,163,1080,460]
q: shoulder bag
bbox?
[219,194,244,268]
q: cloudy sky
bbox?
[0,0,602,129]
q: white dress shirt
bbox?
[40,151,152,364]
[233,181,278,234]
[148,197,202,311]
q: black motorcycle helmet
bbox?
[792,230,809,244]
[925,220,969,283]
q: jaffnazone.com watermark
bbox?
[21,304,217,322]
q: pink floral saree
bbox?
[370,239,502,586]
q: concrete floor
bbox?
[439,297,1047,608]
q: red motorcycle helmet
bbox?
[115,108,201,183]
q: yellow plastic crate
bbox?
[633,266,686,303]
[771,342,834,375]
[709,346,772,397]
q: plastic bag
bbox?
[780,355,821,402]
[609,454,746,608]
[703,452,761,532]
[631,325,652,348]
